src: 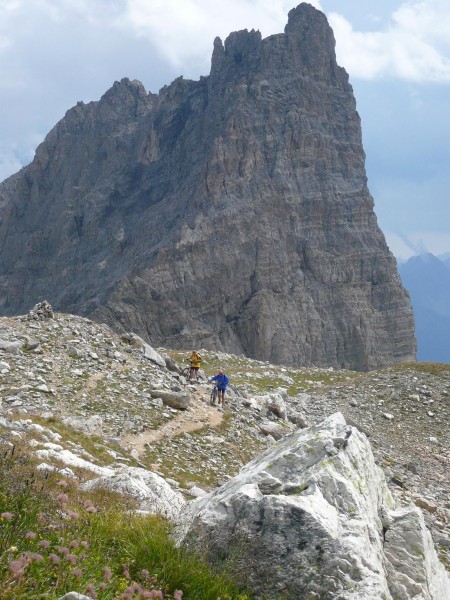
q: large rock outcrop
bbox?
[0,3,416,370]
[174,413,450,600]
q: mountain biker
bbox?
[209,370,229,406]
[188,350,202,381]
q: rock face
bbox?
[174,413,450,600]
[0,3,416,370]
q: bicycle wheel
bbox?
[181,366,191,379]
[210,386,218,405]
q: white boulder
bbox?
[174,413,449,600]
[80,466,185,521]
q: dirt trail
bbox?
[123,386,224,456]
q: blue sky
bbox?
[0,0,449,259]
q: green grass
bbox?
[392,362,450,377]
[165,350,359,397]
[0,443,250,600]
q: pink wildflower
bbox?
[81,540,90,549]
[25,531,37,540]
[83,499,94,508]
[29,552,44,563]
[49,553,61,564]
[56,546,69,555]
[86,505,98,513]
[56,493,69,503]
[99,582,107,590]
[123,568,130,579]
[66,553,77,565]
[86,583,97,599]
[56,479,68,487]
[102,566,112,580]
[69,540,80,548]
[9,558,27,576]
[37,540,51,549]
[141,569,150,578]
[71,568,83,577]
[1,512,14,521]
[174,591,183,600]
[66,510,80,519]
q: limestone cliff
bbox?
[0,3,416,370]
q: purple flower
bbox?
[9,559,27,576]
[56,546,69,555]
[86,583,98,599]
[102,566,112,580]
[174,591,183,600]
[66,553,77,565]
[81,540,90,549]
[71,568,83,577]
[69,540,80,549]
[29,552,44,563]
[57,493,69,503]
[66,510,80,520]
[1,512,14,521]
[37,539,51,549]
[49,553,61,564]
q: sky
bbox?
[0,0,449,260]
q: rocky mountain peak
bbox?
[285,2,338,75]
[0,3,416,371]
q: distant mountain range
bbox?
[399,253,450,364]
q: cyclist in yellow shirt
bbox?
[188,350,202,381]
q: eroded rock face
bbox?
[0,4,415,370]
[173,413,450,600]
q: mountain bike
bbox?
[210,383,219,406]
[181,365,192,379]
[182,361,198,381]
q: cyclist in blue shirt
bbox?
[209,370,229,406]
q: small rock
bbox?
[415,497,438,513]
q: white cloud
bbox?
[121,0,322,71]
[329,0,450,82]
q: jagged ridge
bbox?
[0,3,416,370]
